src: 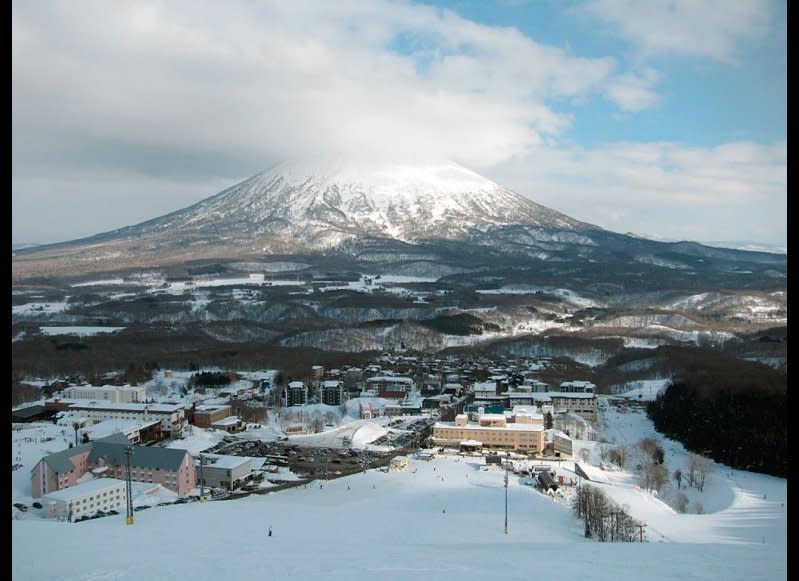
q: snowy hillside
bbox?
[128,156,590,250]
[11,382,787,580]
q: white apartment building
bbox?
[41,478,127,522]
[62,385,147,403]
[57,401,187,438]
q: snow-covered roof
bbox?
[212,416,241,426]
[194,404,231,412]
[366,376,413,384]
[83,419,153,439]
[64,401,184,412]
[530,392,595,400]
[201,454,252,470]
[434,421,543,432]
[42,477,127,501]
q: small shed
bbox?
[537,470,559,492]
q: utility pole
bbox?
[124,446,134,525]
[637,523,646,543]
[200,454,207,500]
[504,460,509,535]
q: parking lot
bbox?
[205,416,435,486]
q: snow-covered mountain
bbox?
[10,156,785,283]
[115,157,590,249]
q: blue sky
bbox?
[12,0,786,250]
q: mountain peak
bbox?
[12,157,599,279]
[263,156,501,206]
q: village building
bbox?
[46,400,188,438]
[77,418,162,445]
[197,454,260,490]
[191,404,234,428]
[431,410,545,454]
[530,392,598,422]
[365,375,414,401]
[62,384,148,404]
[558,380,596,394]
[31,432,197,499]
[41,477,127,522]
[320,380,344,406]
[211,415,245,433]
[284,381,308,407]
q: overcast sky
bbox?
[12,0,786,250]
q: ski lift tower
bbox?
[199,454,207,501]
[124,446,134,525]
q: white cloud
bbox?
[602,68,659,112]
[484,139,786,246]
[10,0,645,173]
[583,0,776,63]
[11,0,782,248]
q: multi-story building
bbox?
[530,392,597,422]
[284,381,308,406]
[559,380,596,394]
[365,376,413,401]
[550,429,574,457]
[31,432,197,498]
[432,411,545,454]
[41,477,127,522]
[62,385,147,404]
[46,399,187,438]
[196,454,258,490]
[78,418,162,445]
[192,404,233,428]
[520,379,549,392]
[472,381,498,398]
[320,380,344,406]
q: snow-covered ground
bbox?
[11,383,787,580]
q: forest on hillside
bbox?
[646,360,786,477]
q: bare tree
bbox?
[572,484,643,543]
[693,501,704,514]
[695,455,711,492]
[609,445,627,469]
[639,463,668,493]
[686,454,697,488]
[673,468,683,490]
[673,492,689,513]
[638,438,664,465]
[687,453,711,491]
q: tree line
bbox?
[571,484,645,542]
[645,368,786,477]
